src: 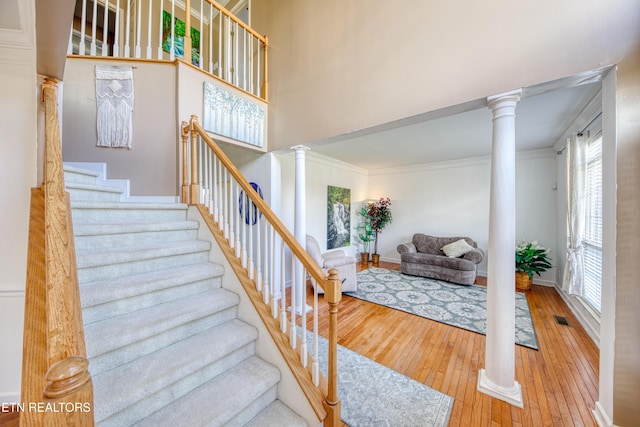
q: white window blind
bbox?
[582,133,602,312]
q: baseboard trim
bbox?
[554,284,600,347]
[593,401,613,427]
[0,392,21,404]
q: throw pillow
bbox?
[441,239,474,258]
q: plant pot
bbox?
[360,252,370,264]
[371,253,380,267]
[516,271,533,291]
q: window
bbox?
[582,132,602,313]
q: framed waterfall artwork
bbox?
[327,186,351,249]
[162,10,200,66]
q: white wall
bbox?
[0,0,37,402]
[277,151,369,258]
[368,151,558,282]
[62,59,178,196]
[253,0,640,151]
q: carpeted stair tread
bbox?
[71,201,189,224]
[76,240,210,270]
[65,182,124,194]
[245,400,308,427]
[63,165,101,184]
[84,288,239,359]
[74,220,199,236]
[70,200,188,210]
[93,319,258,423]
[136,356,281,427]
[81,262,223,308]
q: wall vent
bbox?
[553,315,571,326]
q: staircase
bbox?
[64,164,307,426]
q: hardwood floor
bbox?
[308,261,599,427]
[5,261,598,427]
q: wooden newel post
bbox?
[189,115,199,205]
[181,121,189,204]
[324,268,342,427]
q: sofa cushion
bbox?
[441,238,474,258]
[412,234,476,255]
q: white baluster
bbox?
[256,213,262,292]
[113,0,120,56]
[213,156,219,222]
[135,0,141,58]
[249,36,253,94]
[300,267,308,367]
[225,177,232,247]
[80,0,87,55]
[124,0,131,57]
[235,181,241,257]
[217,12,222,78]
[90,0,98,55]
[169,0,175,60]
[146,0,152,58]
[271,226,278,318]
[290,252,297,349]
[257,39,261,97]
[248,194,254,278]
[208,4,213,73]
[102,0,110,56]
[241,191,247,267]
[223,168,228,238]
[199,0,203,68]
[242,28,247,90]
[218,158,223,232]
[157,0,164,59]
[234,22,239,86]
[207,150,213,213]
[280,241,287,332]
[312,277,319,386]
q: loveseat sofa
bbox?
[396,234,484,285]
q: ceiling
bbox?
[308,78,602,170]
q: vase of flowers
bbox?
[515,241,552,290]
[363,198,393,266]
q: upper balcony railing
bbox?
[69,0,268,101]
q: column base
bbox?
[477,369,524,408]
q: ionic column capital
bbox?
[487,89,523,118]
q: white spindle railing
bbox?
[182,117,341,425]
[70,0,268,101]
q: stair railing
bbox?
[181,116,342,426]
[20,79,94,426]
[69,0,268,101]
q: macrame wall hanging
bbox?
[95,65,134,149]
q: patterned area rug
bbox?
[305,330,453,427]
[347,267,538,349]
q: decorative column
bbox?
[477,89,524,408]
[291,145,311,314]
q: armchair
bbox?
[305,235,357,293]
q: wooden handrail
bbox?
[187,117,329,289]
[208,0,267,43]
[20,79,93,426]
[184,116,341,425]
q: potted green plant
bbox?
[357,208,375,264]
[364,198,393,266]
[515,241,552,290]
